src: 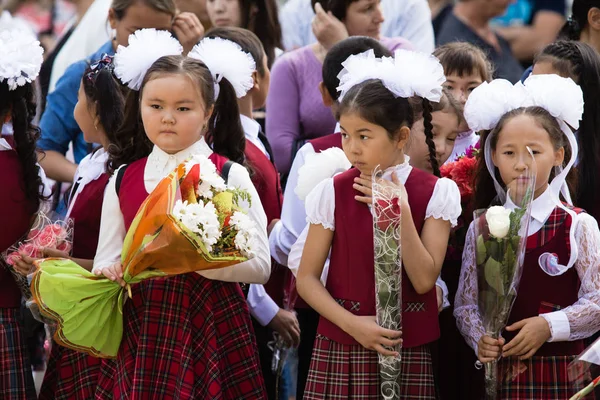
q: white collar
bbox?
[0,138,11,151]
[381,156,412,183]
[505,186,556,225]
[147,137,213,173]
[334,122,341,133]
[240,114,261,141]
[76,148,108,184]
[1,122,13,136]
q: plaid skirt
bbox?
[94,273,266,400]
[0,308,36,400]
[499,355,593,399]
[304,334,436,399]
[38,340,101,400]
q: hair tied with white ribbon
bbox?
[114,29,183,90]
[337,49,445,102]
[188,37,256,100]
[0,29,44,91]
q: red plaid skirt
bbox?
[304,334,436,399]
[38,340,101,400]
[0,308,36,400]
[94,273,266,399]
[499,355,594,399]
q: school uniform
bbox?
[455,188,600,399]
[301,158,461,398]
[92,138,270,399]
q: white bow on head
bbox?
[0,28,43,90]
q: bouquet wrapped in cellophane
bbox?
[473,166,536,400]
[372,168,403,400]
[30,154,258,358]
[568,337,600,399]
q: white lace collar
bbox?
[381,156,412,183]
[147,137,213,175]
[505,186,555,225]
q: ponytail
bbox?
[422,98,440,177]
[559,17,582,40]
[206,78,246,165]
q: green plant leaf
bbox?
[484,256,504,295]
[476,234,487,265]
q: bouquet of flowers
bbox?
[371,168,403,400]
[568,338,600,399]
[473,169,536,399]
[1,210,72,297]
[29,154,258,358]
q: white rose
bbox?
[485,206,512,239]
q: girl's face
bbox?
[407,110,460,173]
[108,2,173,49]
[251,54,271,110]
[339,112,408,175]
[206,0,243,28]
[141,74,213,154]
[492,114,565,199]
[74,82,106,147]
[344,0,384,39]
[443,72,484,105]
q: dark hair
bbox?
[323,36,391,101]
[433,42,493,82]
[110,0,177,19]
[473,107,574,210]
[82,56,127,153]
[0,82,47,208]
[534,40,600,215]
[109,55,246,172]
[559,0,600,40]
[240,0,282,69]
[310,0,359,21]
[205,27,266,77]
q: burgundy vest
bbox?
[69,174,110,260]
[504,207,584,357]
[0,150,36,308]
[309,133,342,153]
[318,167,440,347]
[245,141,287,307]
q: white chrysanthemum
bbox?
[173,200,221,251]
[114,29,183,90]
[0,29,43,90]
[392,49,445,102]
[188,37,256,98]
[185,154,227,198]
[336,50,382,100]
[230,211,257,258]
[524,74,584,129]
[296,147,351,201]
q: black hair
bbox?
[240,0,282,69]
[0,82,47,208]
[422,99,440,177]
[109,55,246,172]
[322,36,391,101]
[534,41,600,216]
[559,0,600,40]
[310,0,360,21]
[205,27,266,77]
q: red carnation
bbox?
[440,156,477,201]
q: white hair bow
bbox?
[0,29,44,90]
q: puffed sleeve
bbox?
[425,177,462,227]
[304,177,336,231]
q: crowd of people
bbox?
[2,0,600,399]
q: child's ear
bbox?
[319,82,334,107]
[205,104,214,123]
[108,8,118,30]
[251,70,260,92]
[397,126,410,149]
[554,146,565,167]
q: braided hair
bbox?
[422,98,440,177]
[534,41,600,216]
[559,0,600,40]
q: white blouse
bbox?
[93,138,271,284]
[455,189,600,353]
[66,148,108,218]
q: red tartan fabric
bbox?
[0,308,36,400]
[38,342,101,400]
[94,272,266,400]
[498,355,594,399]
[304,334,436,399]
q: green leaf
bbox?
[484,256,505,295]
[476,235,487,265]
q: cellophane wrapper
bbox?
[473,170,535,399]
[568,337,600,399]
[372,169,402,400]
[30,158,253,358]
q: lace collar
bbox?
[147,137,213,175]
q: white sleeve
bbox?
[305,178,335,231]
[269,143,314,266]
[288,225,330,286]
[247,284,280,326]
[93,168,127,272]
[454,221,485,354]
[279,0,310,50]
[198,163,271,284]
[390,0,434,53]
[426,177,462,227]
[540,214,600,342]
[436,275,451,310]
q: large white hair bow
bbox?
[114,29,183,90]
[337,49,445,102]
[0,29,44,90]
[188,37,256,99]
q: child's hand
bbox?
[41,247,70,259]
[268,308,301,347]
[353,173,372,204]
[436,285,444,313]
[502,317,551,360]
[172,12,204,54]
[346,315,402,356]
[477,335,505,363]
[94,262,126,287]
[312,2,348,51]
[13,252,36,276]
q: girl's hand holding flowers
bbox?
[478,335,505,363]
[502,316,551,360]
[94,262,126,287]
